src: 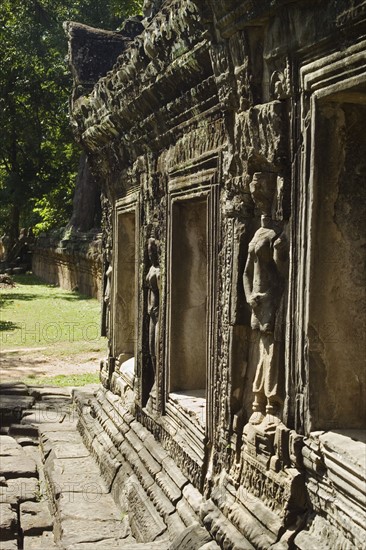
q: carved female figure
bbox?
[146,238,160,377]
[243,173,288,425]
[103,248,113,341]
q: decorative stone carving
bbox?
[67,1,366,548]
[146,238,161,380]
[102,247,113,341]
[270,65,291,100]
[243,172,288,426]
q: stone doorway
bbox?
[308,86,366,430]
[168,197,208,426]
[113,209,137,385]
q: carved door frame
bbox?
[290,41,366,434]
[111,192,141,396]
[165,182,219,445]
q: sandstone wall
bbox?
[66,1,366,548]
[32,232,103,299]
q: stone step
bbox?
[39,430,131,549]
[0,383,30,395]
[0,394,35,426]
[35,388,175,549]
[8,423,39,439]
[72,386,217,546]
[75,389,183,508]
[0,383,220,550]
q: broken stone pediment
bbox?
[65,19,144,102]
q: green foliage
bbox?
[0,0,143,238]
[22,372,100,387]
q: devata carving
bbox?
[103,247,113,340]
[146,238,160,380]
[243,172,288,426]
[270,66,290,100]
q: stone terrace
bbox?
[0,383,219,550]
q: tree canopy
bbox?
[0,0,143,240]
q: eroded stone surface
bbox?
[56,518,131,547]
[0,455,37,480]
[44,452,109,498]
[169,521,212,550]
[3,0,366,549]
[0,540,18,550]
[0,503,17,537]
[57,491,121,523]
[127,475,167,542]
[0,477,39,504]
[23,531,59,550]
[20,500,53,535]
[66,541,169,550]
[0,436,24,456]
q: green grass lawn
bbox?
[0,274,106,357]
[21,372,100,387]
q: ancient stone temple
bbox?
[66,1,366,548]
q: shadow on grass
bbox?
[2,273,94,303]
[0,293,38,302]
[12,274,46,286]
[1,292,92,305]
[0,320,20,331]
[59,294,92,302]
[12,273,94,302]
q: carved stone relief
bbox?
[243,172,288,426]
[146,238,161,412]
[68,1,366,548]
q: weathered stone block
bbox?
[23,531,59,549]
[176,498,198,527]
[0,395,35,417]
[45,453,108,497]
[134,461,155,492]
[198,543,221,550]
[111,462,134,512]
[0,503,17,539]
[57,492,121,522]
[137,447,161,477]
[146,481,176,518]
[156,471,182,504]
[169,522,212,550]
[1,478,39,504]
[125,428,145,454]
[165,511,187,539]
[20,501,53,535]
[0,540,18,550]
[0,455,37,480]
[182,484,203,516]
[130,420,150,443]
[0,436,24,457]
[55,518,130,547]
[127,475,167,542]
[163,456,188,491]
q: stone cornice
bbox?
[70,0,215,155]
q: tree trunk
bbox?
[9,203,20,248]
[67,153,101,232]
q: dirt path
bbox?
[0,348,102,382]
